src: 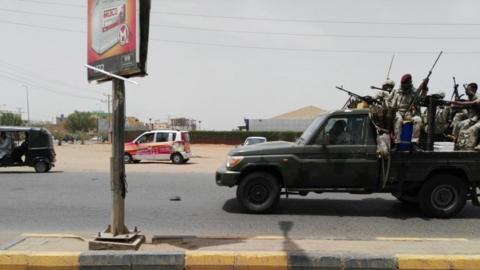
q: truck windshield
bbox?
[297,115,326,145]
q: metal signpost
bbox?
[86,0,151,250]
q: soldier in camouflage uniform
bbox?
[389,74,424,149]
[451,83,480,150]
[375,79,395,106]
[421,92,452,136]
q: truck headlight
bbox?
[226,156,244,168]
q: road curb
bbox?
[396,254,480,270]
[2,250,480,269]
[0,251,81,270]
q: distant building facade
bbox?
[152,117,197,131]
[245,105,327,132]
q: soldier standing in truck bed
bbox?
[389,74,424,150]
[451,83,480,150]
[374,79,395,106]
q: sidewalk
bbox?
[1,233,480,269]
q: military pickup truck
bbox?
[216,109,480,218]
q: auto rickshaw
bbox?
[0,126,56,173]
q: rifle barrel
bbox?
[428,51,443,77]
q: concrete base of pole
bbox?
[88,234,145,251]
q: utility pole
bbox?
[103,93,112,142]
[16,107,23,118]
[111,78,127,235]
[22,85,30,125]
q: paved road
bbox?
[1,170,480,244]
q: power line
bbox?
[153,24,480,40]
[3,6,479,40]
[0,18,84,33]
[0,59,102,95]
[0,5,479,40]
[1,15,480,42]
[0,72,102,101]
[0,12,479,55]
[0,68,101,100]
[151,38,480,55]
[155,11,480,26]
[0,7,85,20]
[9,0,480,27]
[16,0,85,8]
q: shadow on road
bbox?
[127,161,197,165]
[222,197,480,219]
[151,235,246,250]
[0,170,64,174]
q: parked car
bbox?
[124,130,192,164]
[243,136,267,146]
[0,126,56,173]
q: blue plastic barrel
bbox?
[399,122,413,151]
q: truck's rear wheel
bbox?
[419,175,467,218]
[236,172,280,213]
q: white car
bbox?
[124,130,192,164]
[243,136,267,146]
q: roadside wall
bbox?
[124,130,303,145]
[248,118,315,132]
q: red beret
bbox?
[401,74,412,84]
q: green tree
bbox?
[0,112,23,126]
[66,111,96,133]
[51,130,65,146]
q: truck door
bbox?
[300,115,378,188]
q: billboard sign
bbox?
[87,0,150,82]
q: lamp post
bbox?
[22,85,30,124]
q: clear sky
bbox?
[1,0,480,130]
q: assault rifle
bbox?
[406,51,443,114]
[370,85,393,92]
[450,77,465,101]
[336,86,382,107]
[370,54,396,93]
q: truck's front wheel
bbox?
[419,175,467,218]
[236,172,280,214]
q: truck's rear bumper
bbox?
[215,166,241,187]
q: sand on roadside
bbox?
[0,143,234,174]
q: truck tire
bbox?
[419,175,467,218]
[236,172,280,213]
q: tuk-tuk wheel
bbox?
[34,161,50,173]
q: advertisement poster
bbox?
[87,0,140,81]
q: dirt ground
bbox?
[1,143,233,174]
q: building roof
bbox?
[271,105,327,120]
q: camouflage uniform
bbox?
[454,94,480,149]
[390,78,423,144]
[423,105,452,135]
[452,94,479,137]
[434,106,452,135]
[374,80,395,106]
